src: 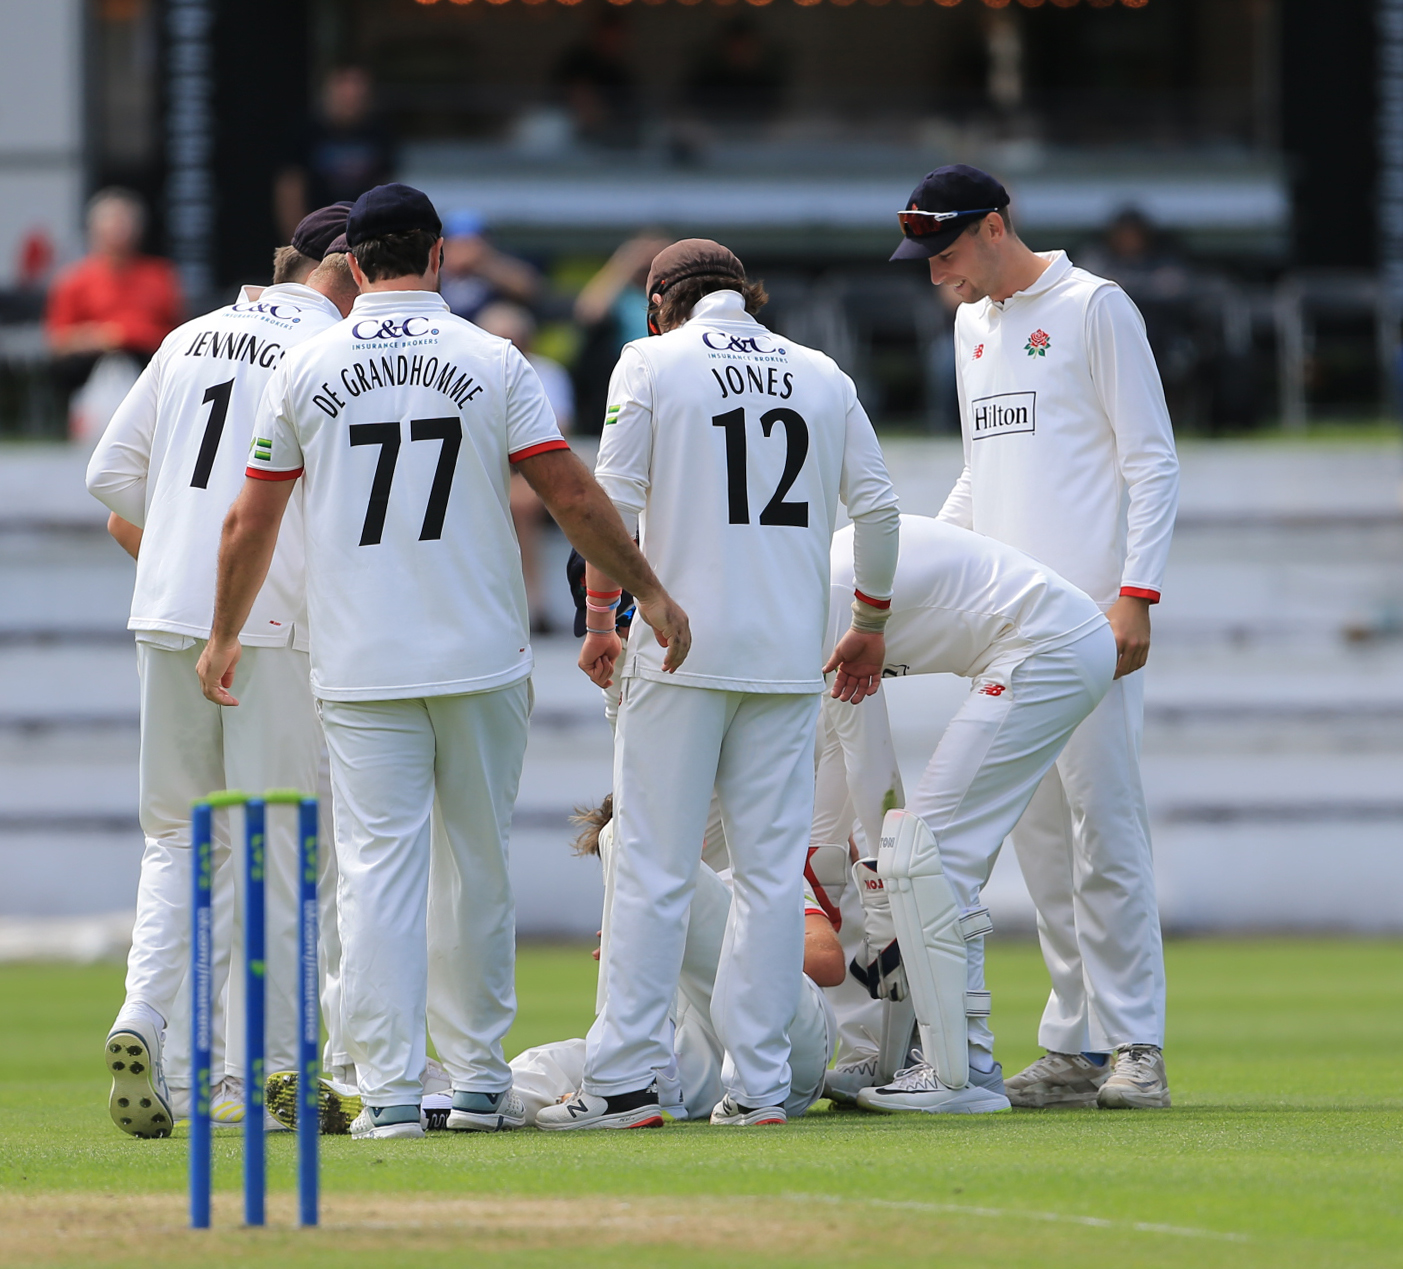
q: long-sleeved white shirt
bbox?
[594,289,899,693]
[938,251,1178,607]
[85,283,343,647]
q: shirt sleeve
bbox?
[1086,286,1180,601]
[504,343,569,463]
[838,375,900,603]
[592,343,654,533]
[85,349,162,527]
[245,365,305,481]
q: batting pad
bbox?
[876,810,972,1090]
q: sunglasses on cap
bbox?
[897,207,1001,239]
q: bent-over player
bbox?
[199,184,686,1140]
[811,513,1115,1113]
[895,165,1178,1107]
[86,205,358,1136]
[537,239,899,1131]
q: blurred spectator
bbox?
[477,301,574,633]
[1079,207,1190,300]
[686,17,788,124]
[46,188,181,362]
[439,211,541,323]
[553,12,640,149]
[572,234,669,433]
[275,67,395,241]
[16,229,55,291]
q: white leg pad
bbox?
[877,997,917,1083]
[876,810,971,1090]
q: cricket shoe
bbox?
[210,1075,288,1132]
[1005,1052,1111,1108]
[423,1092,453,1131]
[350,1105,426,1140]
[856,1052,1011,1115]
[822,1054,880,1105]
[265,1071,364,1134]
[535,1086,664,1132]
[446,1088,527,1132]
[709,1095,786,1126]
[104,1022,174,1138]
[1097,1045,1171,1109]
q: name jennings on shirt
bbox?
[180,299,321,369]
[701,328,795,401]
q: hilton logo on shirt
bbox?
[970,391,1036,440]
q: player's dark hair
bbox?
[272,245,318,285]
[351,229,441,283]
[657,274,768,330]
[570,794,613,857]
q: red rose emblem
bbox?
[1024,329,1050,357]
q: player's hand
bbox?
[197,637,242,706]
[636,592,691,673]
[1107,595,1152,679]
[578,630,622,687]
[824,628,885,704]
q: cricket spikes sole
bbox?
[535,1088,665,1132]
[105,1029,174,1138]
[1005,1051,1110,1109]
[265,1070,364,1135]
[446,1088,527,1133]
[856,1058,1012,1115]
[709,1095,787,1126]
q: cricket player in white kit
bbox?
[86,207,359,1136]
[893,165,1178,1107]
[811,514,1114,1113]
[536,240,899,1130]
[199,184,686,1140]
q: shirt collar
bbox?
[988,250,1071,311]
[260,282,343,320]
[685,289,754,326]
[350,289,451,316]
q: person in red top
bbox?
[46,188,182,365]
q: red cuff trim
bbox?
[854,589,892,610]
[586,588,623,600]
[246,466,303,482]
[509,438,570,464]
[1119,586,1160,604]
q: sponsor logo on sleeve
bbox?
[1024,328,1051,357]
[970,391,1035,440]
[972,343,984,360]
[252,437,273,463]
[604,404,620,426]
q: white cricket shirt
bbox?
[939,251,1179,607]
[595,289,900,694]
[247,289,567,701]
[86,283,343,647]
[827,514,1106,680]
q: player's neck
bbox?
[360,275,437,294]
[987,244,1051,304]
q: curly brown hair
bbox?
[569,793,613,857]
[656,274,769,331]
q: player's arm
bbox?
[1087,287,1180,679]
[516,447,689,680]
[85,355,163,527]
[107,513,142,560]
[824,385,900,704]
[196,476,296,706]
[803,911,845,988]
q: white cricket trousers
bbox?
[905,626,1116,1062]
[319,681,530,1107]
[1007,669,1167,1051]
[586,676,821,1108]
[124,640,323,1090]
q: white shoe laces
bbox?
[887,1050,943,1091]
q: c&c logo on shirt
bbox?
[1025,329,1051,357]
[232,300,304,323]
[970,391,1035,440]
[351,315,440,341]
[701,330,783,355]
[972,344,984,360]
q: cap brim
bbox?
[889,226,962,261]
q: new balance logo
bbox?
[566,1099,589,1118]
[978,683,1007,696]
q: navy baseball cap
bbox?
[345,183,443,248]
[890,165,1010,261]
[291,202,352,260]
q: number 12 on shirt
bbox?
[712,406,809,527]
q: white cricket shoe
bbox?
[422,1057,452,1097]
[709,1095,786,1126]
[210,1075,244,1125]
[1005,1051,1111,1108]
[856,1052,1011,1115]
[535,1087,665,1132]
[350,1105,426,1140]
[1097,1045,1172,1109]
[822,1054,880,1105]
[446,1088,527,1132]
[105,1023,174,1138]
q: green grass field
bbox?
[1,939,1399,1269]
